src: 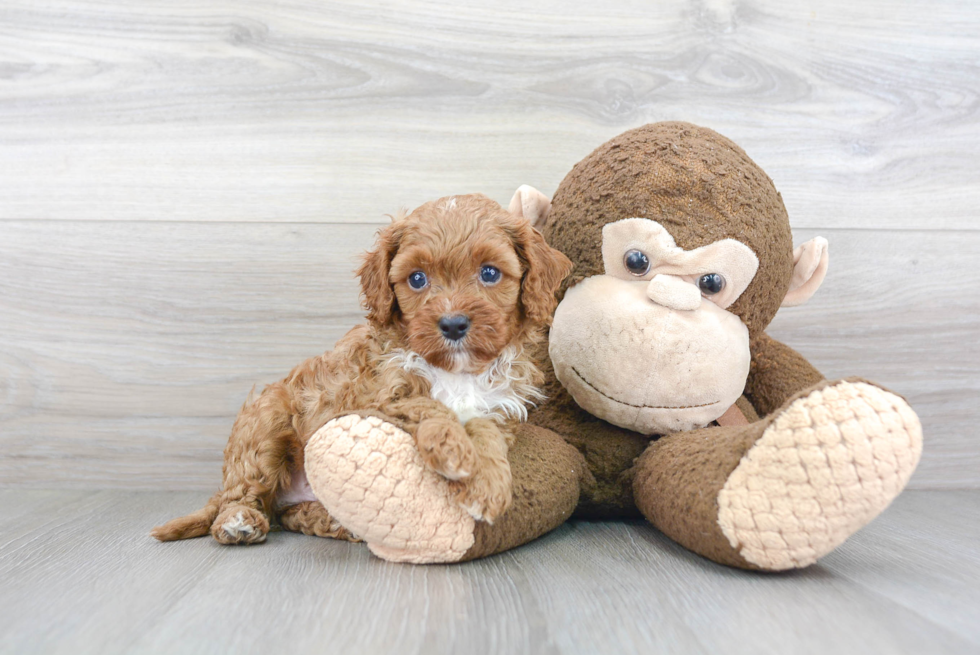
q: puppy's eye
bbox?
[408,270,428,290]
[479,265,501,285]
[697,273,726,295]
[624,249,651,276]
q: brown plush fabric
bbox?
[746,332,825,417]
[525,121,851,567]
[461,424,587,561]
[542,121,794,338]
[527,123,809,521]
[633,421,766,570]
[529,123,821,519]
[528,347,647,518]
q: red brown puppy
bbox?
[152,193,571,545]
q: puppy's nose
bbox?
[439,314,470,341]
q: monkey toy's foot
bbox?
[716,379,922,569]
[305,414,477,563]
[304,413,584,564]
[635,379,923,571]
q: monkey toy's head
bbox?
[534,122,829,435]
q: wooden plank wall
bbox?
[1,0,977,489]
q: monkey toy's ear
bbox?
[781,237,830,307]
[508,185,552,231]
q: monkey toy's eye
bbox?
[479,265,502,285]
[698,273,726,295]
[408,270,428,290]
[624,250,651,276]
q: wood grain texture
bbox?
[0,0,977,490]
[0,221,976,489]
[0,0,977,229]
[0,489,976,654]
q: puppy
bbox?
[152,192,572,545]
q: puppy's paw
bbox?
[454,459,513,524]
[415,418,479,481]
[211,505,269,545]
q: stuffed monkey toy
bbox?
[305,122,922,570]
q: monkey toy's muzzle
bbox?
[549,274,751,434]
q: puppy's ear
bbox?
[509,218,573,326]
[357,220,405,325]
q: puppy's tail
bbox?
[151,492,222,542]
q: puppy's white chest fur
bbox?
[389,348,542,424]
[425,368,518,424]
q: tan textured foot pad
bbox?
[718,381,923,570]
[305,415,475,564]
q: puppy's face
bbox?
[358,194,572,373]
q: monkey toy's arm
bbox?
[744,332,825,418]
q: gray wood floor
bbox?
[0,489,977,655]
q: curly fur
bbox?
[151,193,572,543]
[386,346,546,424]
